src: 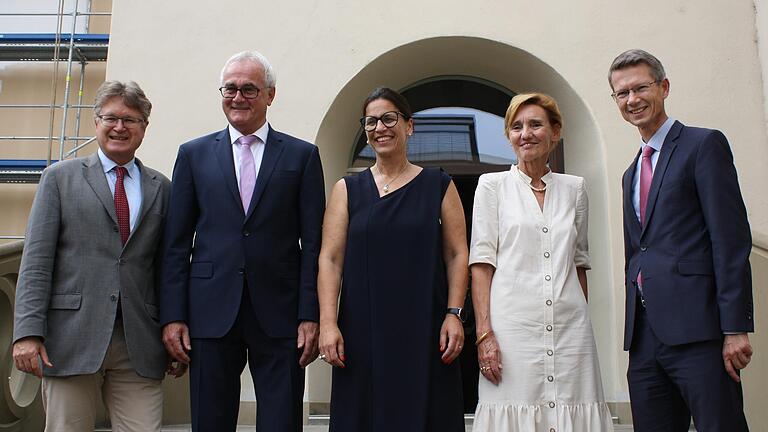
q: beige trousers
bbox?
[42,320,163,432]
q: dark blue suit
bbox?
[160,126,325,431]
[622,121,753,431]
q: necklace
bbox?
[517,167,547,192]
[375,162,409,194]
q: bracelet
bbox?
[475,330,494,346]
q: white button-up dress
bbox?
[470,166,613,432]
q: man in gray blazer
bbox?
[12,81,179,432]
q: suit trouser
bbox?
[189,286,305,432]
[42,319,163,432]
[627,305,748,432]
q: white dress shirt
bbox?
[632,117,675,221]
[229,122,269,185]
[98,148,142,231]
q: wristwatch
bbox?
[446,307,467,323]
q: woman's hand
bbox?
[440,315,465,364]
[477,332,503,385]
[319,323,346,368]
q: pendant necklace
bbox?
[518,168,547,192]
[375,163,409,194]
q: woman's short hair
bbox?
[504,93,562,137]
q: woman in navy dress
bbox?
[318,87,468,431]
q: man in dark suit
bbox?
[160,50,325,432]
[609,49,754,431]
[13,81,177,431]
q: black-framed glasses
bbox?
[611,81,659,101]
[96,115,145,128]
[219,85,263,99]
[360,111,406,132]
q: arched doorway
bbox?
[310,36,615,419]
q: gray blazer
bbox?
[13,152,171,379]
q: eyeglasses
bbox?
[219,85,263,99]
[360,111,406,132]
[96,115,145,128]
[611,81,659,101]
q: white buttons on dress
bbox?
[545,275,551,281]
[546,299,553,306]
[547,375,554,382]
[544,251,550,258]
[546,325,553,331]
[542,227,549,233]
[548,401,555,408]
[547,349,553,356]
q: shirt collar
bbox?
[642,117,675,153]
[98,147,138,177]
[229,122,270,146]
[512,164,553,184]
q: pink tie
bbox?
[639,145,655,225]
[236,135,258,212]
[637,145,655,292]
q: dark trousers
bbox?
[628,305,748,432]
[190,287,305,432]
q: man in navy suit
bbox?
[609,49,754,431]
[160,50,325,431]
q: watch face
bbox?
[448,307,467,322]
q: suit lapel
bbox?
[246,127,284,220]
[82,153,118,226]
[130,158,161,243]
[623,151,642,234]
[212,128,243,212]
[641,121,682,236]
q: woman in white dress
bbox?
[469,93,614,431]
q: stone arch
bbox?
[310,35,616,407]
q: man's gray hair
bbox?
[608,49,667,90]
[93,80,152,121]
[220,50,277,88]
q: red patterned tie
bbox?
[114,166,130,245]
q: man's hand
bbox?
[723,333,753,383]
[297,321,319,368]
[162,321,191,364]
[13,336,52,378]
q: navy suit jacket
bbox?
[622,120,753,351]
[160,126,325,338]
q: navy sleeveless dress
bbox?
[329,167,464,432]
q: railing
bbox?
[0,240,44,432]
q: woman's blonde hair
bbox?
[503,93,562,137]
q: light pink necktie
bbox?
[637,145,655,291]
[236,135,258,212]
[639,145,655,224]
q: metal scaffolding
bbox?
[0,0,110,184]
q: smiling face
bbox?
[610,63,669,141]
[507,104,561,165]
[94,97,147,165]
[221,59,276,135]
[364,98,413,158]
